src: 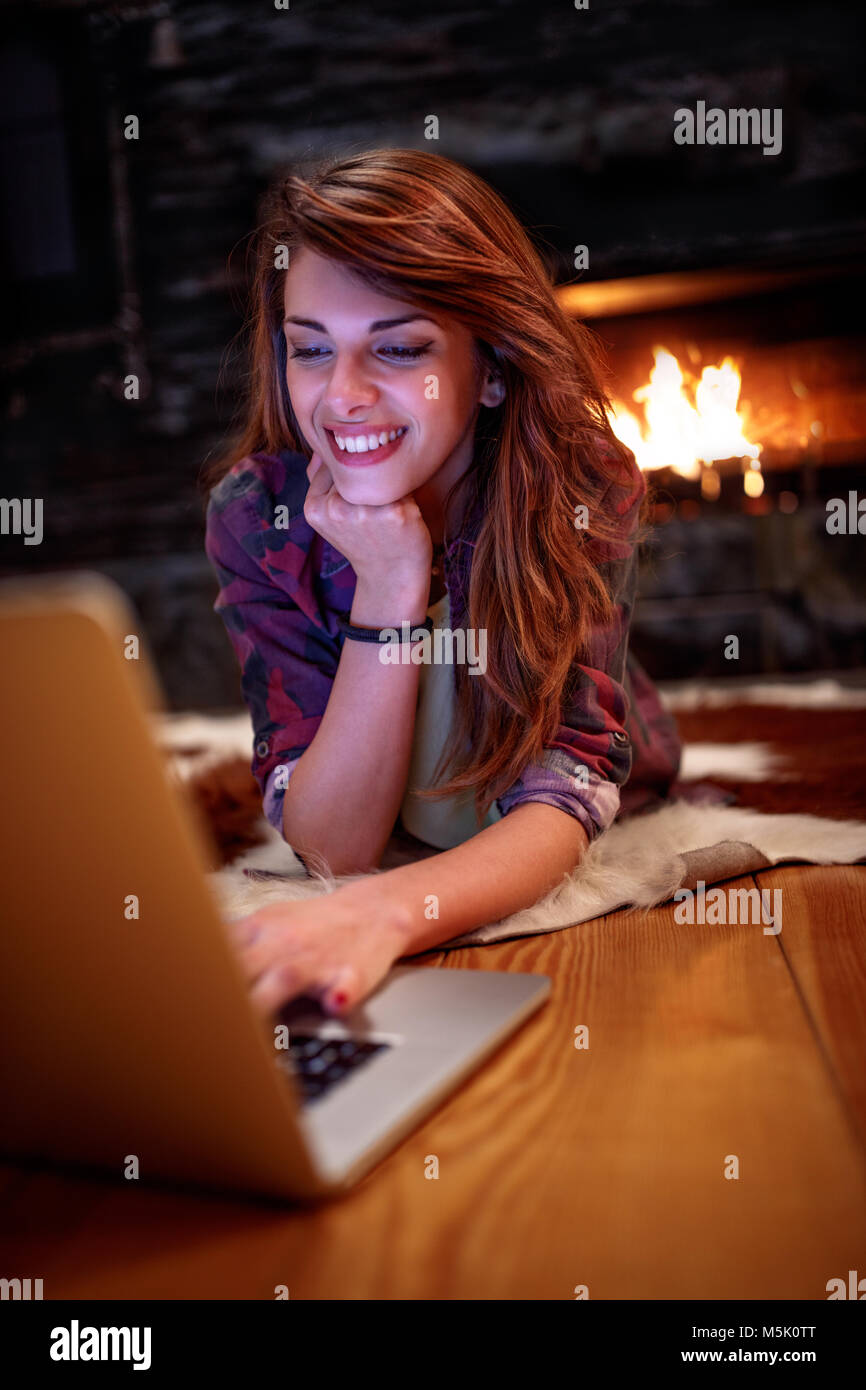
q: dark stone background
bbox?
[1,0,865,706]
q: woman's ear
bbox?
[479,370,506,408]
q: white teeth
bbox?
[332,425,407,454]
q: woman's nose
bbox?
[324,353,378,413]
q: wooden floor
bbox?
[2,863,865,1300]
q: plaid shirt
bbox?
[205,442,681,845]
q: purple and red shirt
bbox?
[204,441,682,846]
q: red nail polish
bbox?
[332,990,349,1009]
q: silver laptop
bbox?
[0,572,549,1201]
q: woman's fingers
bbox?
[320,965,358,1016]
[304,452,338,539]
[305,450,334,497]
[247,954,357,1019]
[225,916,260,947]
[249,959,311,1017]
[223,897,398,1020]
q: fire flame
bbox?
[609,347,762,484]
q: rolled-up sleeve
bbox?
[204,465,340,834]
[494,453,644,845]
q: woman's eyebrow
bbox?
[283,314,438,332]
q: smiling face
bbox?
[282,247,499,510]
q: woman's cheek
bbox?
[286,384,316,443]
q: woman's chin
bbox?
[335,477,405,506]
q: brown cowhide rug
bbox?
[156,680,866,949]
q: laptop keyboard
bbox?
[276,1034,390,1106]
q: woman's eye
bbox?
[289,346,328,361]
[287,342,432,363]
[379,343,432,360]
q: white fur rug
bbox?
[205,800,866,950]
[157,681,866,953]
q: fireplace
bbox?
[558,254,866,676]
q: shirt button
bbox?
[612,730,630,744]
[255,738,270,758]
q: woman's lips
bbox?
[324,426,408,468]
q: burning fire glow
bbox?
[609,347,762,488]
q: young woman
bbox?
[203,148,681,1019]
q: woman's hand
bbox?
[224,881,411,1018]
[303,451,433,600]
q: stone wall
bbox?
[1,0,864,704]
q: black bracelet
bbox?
[337,614,434,644]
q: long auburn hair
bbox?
[202,147,651,825]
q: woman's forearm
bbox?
[343,801,590,954]
[281,576,430,875]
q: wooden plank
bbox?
[284,873,866,1299]
[1,873,863,1299]
[0,950,450,1299]
[0,1170,117,1287]
[756,863,866,1153]
[0,1164,303,1300]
